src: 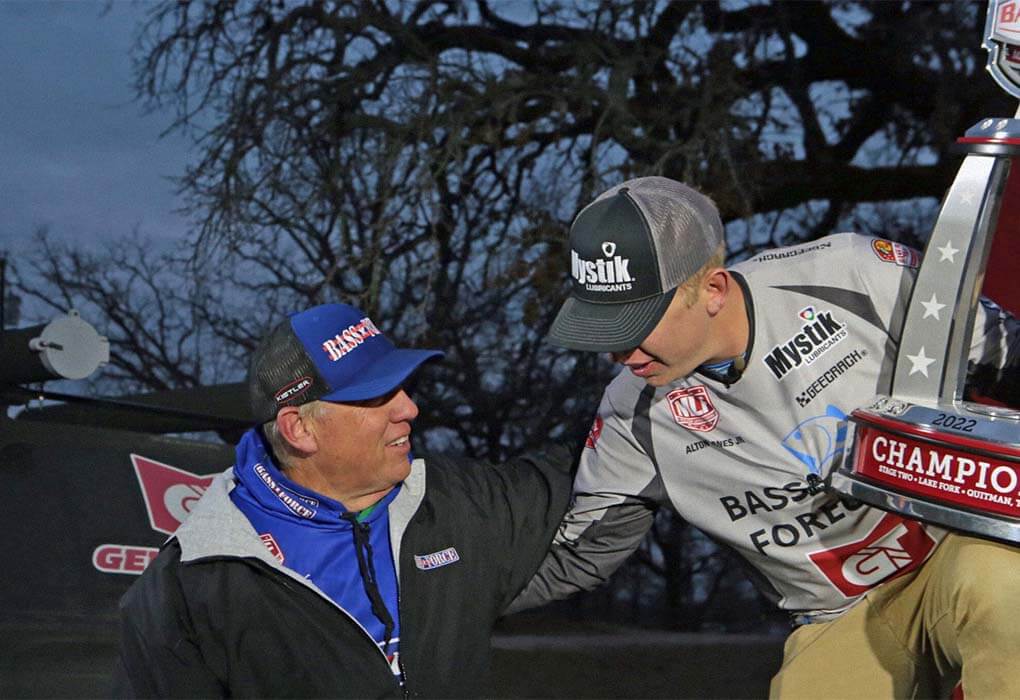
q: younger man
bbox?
[514,176,1019,697]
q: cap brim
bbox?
[546,289,676,352]
[320,348,444,402]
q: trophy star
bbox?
[937,241,959,263]
[906,347,936,378]
[920,293,946,320]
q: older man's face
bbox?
[311,388,419,505]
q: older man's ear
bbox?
[275,406,318,455]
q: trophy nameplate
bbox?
[835,399,1020,542]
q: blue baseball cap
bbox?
[247,303,443,423]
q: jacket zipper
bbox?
[396,581,409,698]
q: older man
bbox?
[113,303,573,698]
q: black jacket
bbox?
[112,447,573,698]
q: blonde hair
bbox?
[676,244,727,307]
[262,400,326,469]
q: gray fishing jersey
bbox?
[514,232,1018,622]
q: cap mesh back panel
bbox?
[248,320,329,423]
[631,178,723,288]
[594,176,724,290]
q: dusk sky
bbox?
[0,1,195,253]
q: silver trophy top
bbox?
[985,0,1020,99]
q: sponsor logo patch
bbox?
[585,415,604,449]
[871,239,921,268]
[781,405,847,476]
[414,547,460,570]
[763,306,848,380]
[260,533,285,563]
[796,348,867,408]
[274,376,313,404]
[667,385,719,432]
[808,513,936,598]
[321,317,382,362]
[571,243,635,293]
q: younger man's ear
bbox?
[703,269,730,316]
[276,406,318,455]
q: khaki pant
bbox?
[770,533,1020,699]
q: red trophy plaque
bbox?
[829,2,1020,543]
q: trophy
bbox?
[828,1,1020,543]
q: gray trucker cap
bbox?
[547,176,724,352]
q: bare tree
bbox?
[12,227,230,393]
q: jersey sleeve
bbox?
[505,387,662,613]
[848,234,1018,405]
[847,234,921,345]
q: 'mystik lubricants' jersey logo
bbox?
[763,306,848,380]
[571,241,634,293]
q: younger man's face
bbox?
[611,289,713,387]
